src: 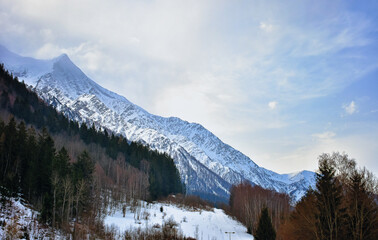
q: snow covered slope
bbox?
[0,45,315,202]
[105,201,253,239]
[0,195,65,239]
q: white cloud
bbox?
[34,43,62,59]
[250,129,378,175]
[259,22,274,32]
[294,132,378,174]
[312,131,336,140]
[0,0,377,176]
[343,101,357,115]
[268,101,278,109]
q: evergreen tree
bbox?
[53,147,71,178]
[72,150,94,184]
[17,121,28,188]
[23,126,38,198]
[2,117,18,193]
[0,65,186,227]
[254,207,276,240]
[315,154,344,240]
[345,170,378,240]
[35,128,55,196]
[281,153,378,240]
[72,150,95,212]
[36,128,55,223]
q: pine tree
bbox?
[72,150,95,216]
[254,207,276,240]
[23,126,38,199]
[2,117,18,193]
[315,154,344,240]
[37,128,55,223]
[72,150,94,184]
[53,147,71,178]
[35,128,55,196]
[17,121,28,188]
[345,170,378,240]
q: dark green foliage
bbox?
[149,152,183,200]
[344,170,378,240]
[53,147,71,178]
[0,63,184,217]
[315,156,344,240]
[0,117,18,194]
[254,207,276,240]
[36,129,55,195]
[4,61,184,201]
[73,150,94,184]
[282,153,378,240]
[17,121,28,186]
[0,115,96,225]
[24,127,38,199]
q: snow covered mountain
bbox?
[0,45,315,202]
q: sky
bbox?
[1,0,377,175]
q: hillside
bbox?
[0,63,185,238]
[104,200,253,240]
[0,45,315,202]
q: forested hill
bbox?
[0,63,183,230]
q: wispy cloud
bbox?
[312,131,336,140]
[1,0,377,175]
[268,101,278,110]
[259,22,274,33]
[343,101,357,115]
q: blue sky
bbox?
[1,0,377,174]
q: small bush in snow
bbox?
[152,223,161,229]
[143,211,150,220]
[162,217,179,238]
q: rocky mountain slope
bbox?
[0,45,315,202]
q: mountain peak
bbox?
[54,53,72,64]
[57,53,69,59]
[0,45,316,202]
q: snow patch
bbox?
[104,201,253,240]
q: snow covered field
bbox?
[105,201,253,240]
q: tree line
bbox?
[0,117,95,229]
[0,63,183,202]
[227,152,378,240]
[229,182,290,234]
[0,63,184,237]
[280,152,378,240]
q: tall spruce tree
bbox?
[17,121,28,186]
[345,170,378,240]
[37,128,55,223]
[254,207,276,240]
[315,154,344,240]
[72,150,95,216]
[53,147,71,178]
[2,117,18,192]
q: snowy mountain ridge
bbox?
[0,45,315,202]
